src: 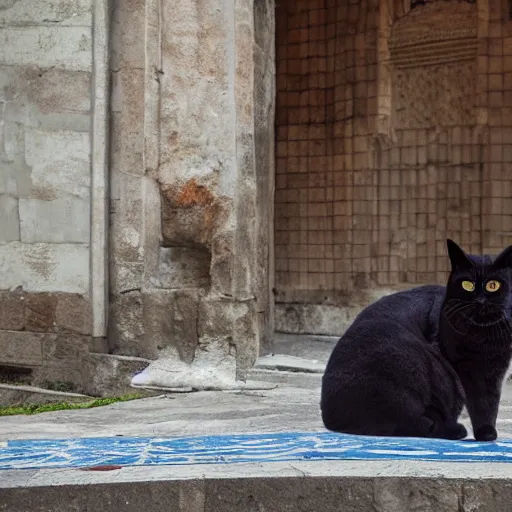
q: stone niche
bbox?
[158,179,220,290]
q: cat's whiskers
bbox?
[444,303,474,321]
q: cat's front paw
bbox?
[474,425,497,442]
[444,422,467,440]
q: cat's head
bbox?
[445,239,512,328]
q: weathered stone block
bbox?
[82,353,151,397]
[209,232,234,296]
[152,247,210,289]
[110,262,143,295]
[2,121,25,162]
[55,293,92,335]
[42,332,91,364]
[111,218,143,264]
[1,124,33,200]
[110,104,144,186]
[158,0,235,185]
[0,163,20,197]
[24,128,90,200]
[462,481,512,510]
[25,292,58,332]
[0,242,89,293]
[232,301,259,377]
[110,174,143,263]
[0,331,43,366]
[204,477,375,512]
[0,291,90,334]
[254,0,274,54]
[1,66,91,132]
[31,364,85,393]
[110,0,145,70]
[161,206,211,247]
[19,197,90,243]
[0,194,20,241]
[0,291,24,331]
[197,298,234,340]
[110,292,146,357]
[143,289,200,364]
[0,0,92,27]
[275,303,359,336]
[1,65,91,113]
[0,27,92,71]
[372,478,461,512]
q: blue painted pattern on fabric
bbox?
[2,432,512,470]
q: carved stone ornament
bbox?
[390,1,477,68]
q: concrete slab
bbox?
[0,387,323,440]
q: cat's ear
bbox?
[491,245,512,269]
[446,239,473,270]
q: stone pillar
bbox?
[111,0,275,386]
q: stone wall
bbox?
[275,0,512,335]
[0,0,108,391]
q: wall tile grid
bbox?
[275,0,377,299]
[275,0,512,303]
[482,2,512,256]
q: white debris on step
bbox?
[131,342,276,391]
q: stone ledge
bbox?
[2,462,512,511]
[0,383,92,406]
[82,353,153,397]
[247,368,322,389]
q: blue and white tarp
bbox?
[2,432,512,470]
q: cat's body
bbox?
[321,241,512,441]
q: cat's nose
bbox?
[475,297,486,305]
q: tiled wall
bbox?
[275,0,378,302]
[275,0,512,312]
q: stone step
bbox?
[247,368,322,389]
[0,384,93,406]
[248,351,325,389]
[82,353,154,397]
[2,461,512,511]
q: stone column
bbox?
[112,0,275,387]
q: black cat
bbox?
[321,239,512,441]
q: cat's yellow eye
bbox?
[461,280,475,292]
[485,280,501,292]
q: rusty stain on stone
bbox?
[174,179,215,208]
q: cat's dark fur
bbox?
[321,240,512,441]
